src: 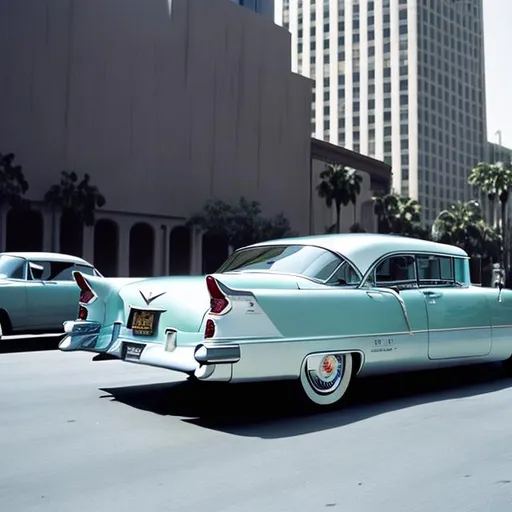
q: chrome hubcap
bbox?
[306,354,344,394]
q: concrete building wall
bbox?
[0,0,312,261]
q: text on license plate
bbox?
[124,342,145,360]
[131,310,155,336]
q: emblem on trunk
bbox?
[139,290,167,305]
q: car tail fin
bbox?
[205,275,232,315]
[73,271,97,304]
[72,271,123,303]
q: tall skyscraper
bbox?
[275,0,487,225]
[232,0,275,19]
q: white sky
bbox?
[484,0,512,148]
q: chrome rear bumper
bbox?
[58,320,240,381]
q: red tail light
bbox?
[78,305,88,320]
[206,275,230,315]
[204,319,215,339]
[74,272,96,304]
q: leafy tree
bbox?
[431,201,500,262]
[188,197,295,250]
[373,193,422,237]
[44,170,106,226]
[349,222,366,233]
[317,164,363,233]
[469,161,512,267]
[0,152,29,209]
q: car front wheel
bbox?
[299,352,353,408]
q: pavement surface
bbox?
[1,346,512,512]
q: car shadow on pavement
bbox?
[100,362,512,439]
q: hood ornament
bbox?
[139,290,167,306]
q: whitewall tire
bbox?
[299,352,353,407]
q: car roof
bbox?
[0,252,93,266]
[245,233,468,276]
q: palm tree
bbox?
[432,201,500,262]
[0,152,29,208]
[469,161,512,267]
[45,170,106,226]
[0,152,30,248]
[44,170,106,255]
[317,164,362,233]
[346,168,363,222]
[373,193,421,236]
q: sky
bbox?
[483,0,512,148]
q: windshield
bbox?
[0,255,25,279]
[217,244,360,284]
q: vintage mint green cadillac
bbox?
[59,233,512,408]
[0,252,102,339]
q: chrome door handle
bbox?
[366,291,384,299]
[423,290,442,299]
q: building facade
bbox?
[487,141,512,167]
[275,0,487,226]
[0,0,390,278]
[0,0,312,276]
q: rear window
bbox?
[217,244,360,284]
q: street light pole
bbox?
[496,129,503,147]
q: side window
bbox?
[29,261,77,281]
[453,257,470,285]
[74,264,96,276]
[28,261,51,280]
[51,262,79,281]
[326,262,361,285]
[375,255,416,286]
[417,255,454,285]
[10,261,25,280]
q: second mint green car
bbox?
[0,252,102,339]
[59,233,512,408]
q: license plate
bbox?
[131,310,155,336]
[124,342,145,360]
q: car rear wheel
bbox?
[299,352,353,407]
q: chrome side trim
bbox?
[375,287,413,334]
[211,326,497,344]
[128,305,167,313]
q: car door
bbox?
[0,256,29,331]
[25,260,62,330]
[44,262,82,326]
[363,254,430,370]
[416,254,492,359]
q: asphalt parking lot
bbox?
[1,340,512,512]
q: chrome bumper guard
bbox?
[194,344,241,365]
[59,320,102,351]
